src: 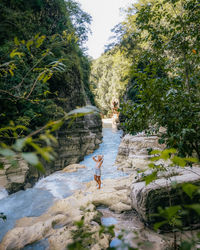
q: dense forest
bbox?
[90,49,131,116]
[91,0,200,159]
[0,0,95,169]
[0,0,94,127]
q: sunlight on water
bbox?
[0,128,126,242]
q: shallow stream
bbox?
[0,127,127,242]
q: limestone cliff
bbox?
[0,69,103,194]
[116,133,200,231]
[0,111,102,194]
[46,112,102,174]
[115,133,165,172]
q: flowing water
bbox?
[0,127,127,242]
[99,206,144,250]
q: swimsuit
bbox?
[94,161,102,176]
[94,168,101,176]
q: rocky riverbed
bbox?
[2,174,195,250]
[0,129,199,249]
[1,175,177,250]
[0,127,125,248]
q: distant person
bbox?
[92,155,103,189]
[112,100,119,115]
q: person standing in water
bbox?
[92,155,103,189]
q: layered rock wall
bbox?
[49,112,102,173]
[115,133,165,172]
[130,167,200,229]
[116,133,200,231]
[0,111,102,194]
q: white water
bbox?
[0,128,127,242]
[0,188,8,200]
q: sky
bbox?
[77,0,134,59]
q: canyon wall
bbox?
[0,70,103,194]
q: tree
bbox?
[90,49,131,116]
[114,0,200,159]
[0,0,95,168]
[0,0,93,128]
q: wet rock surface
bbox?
[99,207,173,250]
[0,127,124,245]
[1,131,199,250]
[115,133,200,245]
[0,173,186,250]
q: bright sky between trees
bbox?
[77,0,134,59]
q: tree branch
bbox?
[0,89,24,100]
[11,53,48,90]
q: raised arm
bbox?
[92,156,98,162]
[98,159,103,168]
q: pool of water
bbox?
[98,206,145,250]
[101,217,118,226]
[0,128,127,242]
[23,239,49,250]
[110,238,123,248]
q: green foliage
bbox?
[182,183,198,199]
[0,32,86,128]
[90,49,131,116]
[185,204,200,216]
[144,171,158,185]
[0,106,96,171]
[111,0,200,159]
[0,121,57,172]
[141,148,199,186]
[153,205,182,231]
[0,0,95,176]
[67,216,114,250]
[179,240,196,250]
[0,0,91,44]
[99,225,115,238]
[143,148,200,248]
[0,0,94,130]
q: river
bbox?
[0,127,127,243]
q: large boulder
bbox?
[0,159,29,194]
[130,167,200,229]
[116,133,165,172]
